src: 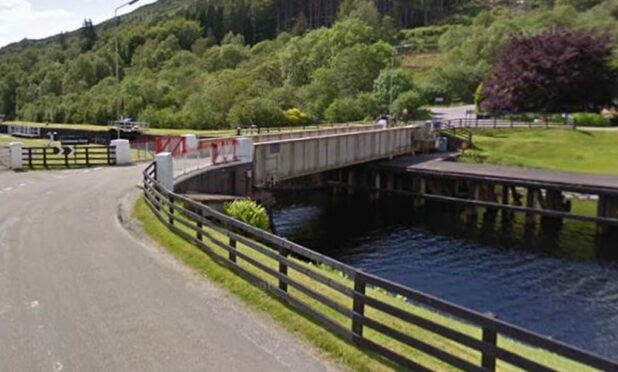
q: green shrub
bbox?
[224,200,271,230]
[572,112,610,127]
[285,108,311,126]
[390,90,425,121]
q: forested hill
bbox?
[0,0,616,129]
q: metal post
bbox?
[114,0,141,120]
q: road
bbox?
[0,166,335,372]
[430,105,476,121]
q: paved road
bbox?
[430,105,476,121]
[0,166,334,372]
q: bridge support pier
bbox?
[525,189,538,226]
[598,196,618,235]
[466,181,479,224]
[413,177,426,208]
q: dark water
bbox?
[269,191,618,359]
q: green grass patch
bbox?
[464,129,618,175]
[402,52,445,79]
[134,197,597,371]
[0,134,51,147]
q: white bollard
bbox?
[236,137,254,163]
[9,142,23,170]
[111,139,131,165]
[155,152,174,191]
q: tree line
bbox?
[0,0,615,129]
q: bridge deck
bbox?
[377,155,618,196]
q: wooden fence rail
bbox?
[142,162,618,371]
[22,146,116,168]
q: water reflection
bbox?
[269,190,618,358]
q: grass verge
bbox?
[134,196,599,371]
[462,129,618,175]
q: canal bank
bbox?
[269,189,618,359]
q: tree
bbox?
[482,29,616,114]
[373,69,415,111]
[80,19,98,52]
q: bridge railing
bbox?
[142,162,618,371]
[172,137,240,177]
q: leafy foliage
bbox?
[0,0,616,129]
[224,200,271,230]
[482,29,616,113]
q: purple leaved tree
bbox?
[482,29,616,114]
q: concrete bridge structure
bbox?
[171,124,435,195]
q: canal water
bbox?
[269,190,618,359]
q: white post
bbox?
[111,139,131,165]
[155,152,174,191]
[181,134,198,153]
[9,142,23,170]
[236,137,253,163]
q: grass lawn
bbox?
[402,52,445,79]
[134,197,596,371]
[0,134,50,147]
[463,129,618,175]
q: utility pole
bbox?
[114,0,140,121]
[389,44,413,120]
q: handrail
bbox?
[142,162,618,371]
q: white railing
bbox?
[8,125,41,138]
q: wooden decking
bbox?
[378,155,618,196]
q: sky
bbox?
[0,0,158,48]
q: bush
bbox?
[224,200,271,230]
[285,108,311,126]
[572,112,611,127]
[390,90,425,121]
[324,97,365,123]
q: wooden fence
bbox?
[143,162,618,371]
[22,146,116,168]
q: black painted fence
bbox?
[142,162,618,371]
[22,146,116,168]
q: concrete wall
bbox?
[253,126,429,188]
[251,124,390,144]
[175,162,253,196]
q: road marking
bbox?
[2,187,13,192]
[30,301,39,309]
[53,361,63,372]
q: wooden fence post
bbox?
[85,147,90,167]
[482,313,498,371]
[279,248,289,292]
[29,148,34,168]
[168,195,175,225]
[229,237,237,263]
[196,209,203,241]
[352,273,366,338]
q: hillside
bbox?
[0,0,616,130]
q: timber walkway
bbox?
[374,156,618,228]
